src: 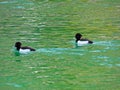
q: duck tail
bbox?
[88,40,93,44]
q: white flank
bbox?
[77,40,89,46]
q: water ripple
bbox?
[0,1,16,4]
[6,83,22,88]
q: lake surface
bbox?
[0,0,120,90]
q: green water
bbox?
[0,0,120,90]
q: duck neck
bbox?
[16,46,20,51]
[76,38,81,42]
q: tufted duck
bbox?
[75,33,93,46]
[14,42,35,54]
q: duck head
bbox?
[15,42,22,51]
[75,33,82,42]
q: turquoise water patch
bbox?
[6,83,22,88]
[92,41,120,67]
[37,48,85,55]
[0,1,16,4]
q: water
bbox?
[0,0,120,90]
